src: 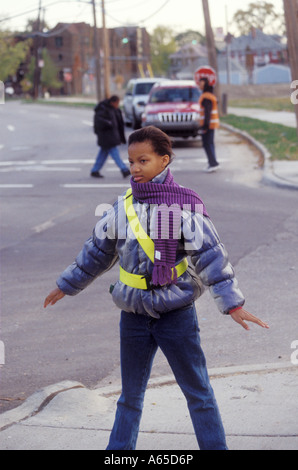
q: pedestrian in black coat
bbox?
[91,95,130,178]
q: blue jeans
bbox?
[106,304,228,450]
[202,129,218,167]
[91,146,128,173]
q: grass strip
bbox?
[221,114,297,161]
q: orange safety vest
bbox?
[198,92,220,129]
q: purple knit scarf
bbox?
[130,169,209,286]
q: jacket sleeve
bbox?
[116,109,126,144]
[56,208,118,295]
[183,212,245,314]
[94,108,113,134]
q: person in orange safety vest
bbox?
[198,77,220,172]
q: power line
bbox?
[0,0,87,24]
[138,0,171,23]
[105,0,172,26]
[106,0,154,12]
[1,0,172,29]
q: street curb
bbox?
[220,122,298,191]
[96,361,296,397]
[0,380,84,431]
[0,362,295,432]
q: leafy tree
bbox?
[20,56,35,93]
[22,48,62,94]
[40,48,62,92]
[150,26,177,76]
[0,30,31,82]
[232,1,284,35]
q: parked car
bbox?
[123,78,164,129]
[142,80,201,138]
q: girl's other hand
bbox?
[230,308,269,331]
[44,288,65,308]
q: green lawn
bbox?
[221,115,298,161]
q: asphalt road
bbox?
[0,101,297,413]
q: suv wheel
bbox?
[132,111,141,130]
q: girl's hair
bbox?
[128,126,173,163]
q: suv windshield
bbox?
[134,83,156,95]
[149,87,200,104]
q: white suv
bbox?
[123,78,164,129]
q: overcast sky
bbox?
[1,0,284,35]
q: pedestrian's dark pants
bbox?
[106,303,228,450]
[202,129,218,167]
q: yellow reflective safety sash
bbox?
[124,188,154,263]
[120,188,188,290]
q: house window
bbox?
[55,37,63,48]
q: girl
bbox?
[44,126,269,450]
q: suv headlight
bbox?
[135,102,146,112]
[145,113,158,123]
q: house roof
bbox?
[170,42,208,60]
[174,55,246,79]
[49,22,91,36]
[229,28,286,54]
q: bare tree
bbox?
[233,1,284,35]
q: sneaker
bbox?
[121,168,131,178]
[204,164,220,173]
[91,171,104,178]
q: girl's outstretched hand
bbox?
[44,287,65,308]
[230,308,269,331]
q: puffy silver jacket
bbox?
[57,176,245,318]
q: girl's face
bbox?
[128,141,170,184]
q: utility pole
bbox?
[91,0,102,102]
[33,0,42,99]
[101,0,110,98]
[201,0,222,113]
[283,0,298,137]
[225,5,231,85]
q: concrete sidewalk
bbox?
[0,362,297,450]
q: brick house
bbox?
[43,22,151,95]
[109,27,151,80]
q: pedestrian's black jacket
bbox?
[93,99,126,149]
[199,83,214,130]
